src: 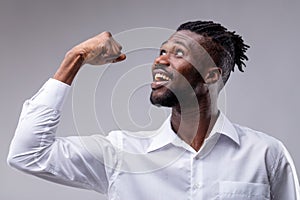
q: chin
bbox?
[150,90,178,107]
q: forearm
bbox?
[53,50,85,85]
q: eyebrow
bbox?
[160,40,168,47]
[160,40,189,49]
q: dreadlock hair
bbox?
[177,20,250,84]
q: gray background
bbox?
[1,0,299,199]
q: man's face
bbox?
[150,30,210,107]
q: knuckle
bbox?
[103,31,112,37]
[118,44,123,51]
[112,41,122,52]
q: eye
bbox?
[160,49,167,56]
[175,49,184,57]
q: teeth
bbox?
[154,73,170,81]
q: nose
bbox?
[154,54,170,66]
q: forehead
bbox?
[161,30,211,60]
[163,30,207,49]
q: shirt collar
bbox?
[209,112,240,146]
[146,116,178,153]
[146,112,240,153]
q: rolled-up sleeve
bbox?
[7,79,119,194]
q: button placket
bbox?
[191,153,205,199]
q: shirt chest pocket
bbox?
[217,181,270,200]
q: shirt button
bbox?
[193,183,200,190]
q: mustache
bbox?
[153,63,168,70]
[153,63,173,79]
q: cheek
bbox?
[172,59,193,75]
[170,58,204,86]
[193,83,208,97]
[181,66,204,86]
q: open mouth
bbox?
[154,72,171,82]
[151,70,172,89]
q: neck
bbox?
[170,94,219,151]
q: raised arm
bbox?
[7,32,126,193]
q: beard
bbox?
[150,88,179,107]
[150,83,206,109]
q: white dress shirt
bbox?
[8,78,300,200]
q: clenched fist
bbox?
[54,31,126,85]
[70,31,126,65]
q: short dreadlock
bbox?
[177,21,250,84]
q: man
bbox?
[7,21,300,199]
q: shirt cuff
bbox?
[30,78,71,111]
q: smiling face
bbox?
[150,30,214,107]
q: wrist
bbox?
[53,50,85,85]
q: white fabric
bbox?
[8,78,300,200]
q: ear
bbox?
[204,67,222,84]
